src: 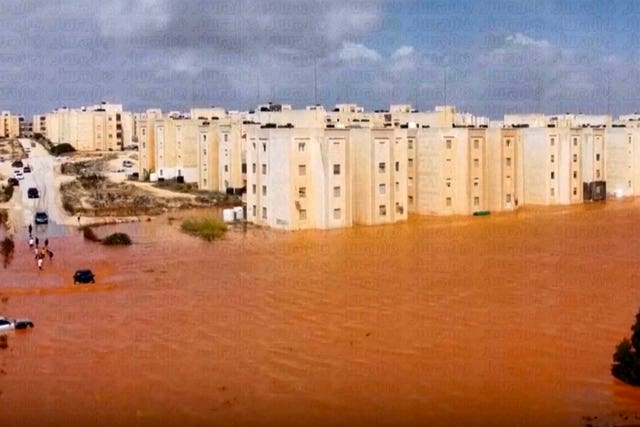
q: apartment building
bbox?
[486,128,524,212]
[0,111,20,138]
[196,116,244,192]
[605,125,640,197]
[44,103,128,151]
[32,114,47,136]
[153,116,199,182]
[245,125,354,230]
[350,127,408,225]
[136,109,162,180]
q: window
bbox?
[298,142,305,152]
[506,157,512,167]
[446,139,452,149]
[379,205,387,216]
[379,183,386,195]
[474,196,480,206]
[333,208,341,219]
[573,137,578,146]
[299,164,306,176]
[473,179,479,187]
[395,181,400,191]
[299,209,307,220]
[203,148,207,156]
[224,165,228,172]
[299,187,306,198]
[550,188,555,196]
[261,164,267,174]
[252,184,256,194]
[573,187,577,195]
[408,177,414,187]
[550,154,554,163]
[629,180,632,188]
[474,158,479,168]
[252,163,256,173]
[551,171,555,179]
[262,143,266,152]
[262,185,267,196]
[333,164,341,175]
[573,171,577,179]
[262,207,267,219]
[333,186,341,197]
[596,153,600,161]
[505,139,511,148]
[408,158,414,168]
[408,195,414,204]
[378,162,386,173]
[573,154,577,163]
[596,169,601,178]
[408,140,414,149]
[506,194,512,203]
[473,139,479,149]
[252,205,256,216]
[445,197,452,207]
[395,161,399,172]
[445,178,452,188]
[550,138,555,146]
[224,134,228,142]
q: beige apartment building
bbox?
[196,116,244,192]
[605,124,640,198]
[153,116,199,182]
[0,111,20,138]
[32,114,47,136]
[136,109,162,180]
[44,103,131,151]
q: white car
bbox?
[0,316,34,332]
[14,170,24,180]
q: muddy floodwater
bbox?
[2,201,640,427]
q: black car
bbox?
[34,211,48,224]
[27,187,39,199]
[23,166,31,173]
[73,269,95,284]
[7,177,18,186]
[11,160,23,168]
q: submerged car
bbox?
[73,269,95,284]
[27,187,39,198]
[23,165,31,173]
[7,177,18,186]
[0,316,34,332]
[34,211,48,224]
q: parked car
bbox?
[14,170,24,180]
[27,187,39,199]
[11,160,23,168]
[122,160,133,168]
[7,177,19,186]
[0,316,34,332]
[34,211,48,224]
[73,269,95,284]
[23,165,31,173]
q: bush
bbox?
[0,184,14,202]
[82,226,101,242]
[612,307,640,385]
[50,143,76,155]
[102,232,132,246]
[180,217,228,241]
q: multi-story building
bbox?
[32,114,47,136]
[153,116,200,182]
[0,111,20,138]
[136,108,162,180]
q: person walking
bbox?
[47,250,53,260]
[44,238,49,248]
[37,256,43,270]
[28,236,34,248]
[35,237,39,246]
[28,224,32,236]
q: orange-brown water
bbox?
[2,202,640,427]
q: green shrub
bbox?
[180,217,228,241]
[102,232,132,246]
[612,307,640,385]
[1,184,14,202]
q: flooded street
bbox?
[2,202,640,427]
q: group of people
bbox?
[28,224,53,270]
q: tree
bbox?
[612,308,640,385]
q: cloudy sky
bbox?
[2,0,640,118]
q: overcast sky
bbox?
[2,0,640,118]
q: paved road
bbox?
[12,138,68,234]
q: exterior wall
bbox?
[407,129,417,212]
[0,112,20,138]
[197,123,220,191]
[218,118,244,191]
[486,128,523,212]
[606,127,640,197]
[154,118,199,182]
[137,109,161,179]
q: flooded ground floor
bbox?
[1,201,640,426]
